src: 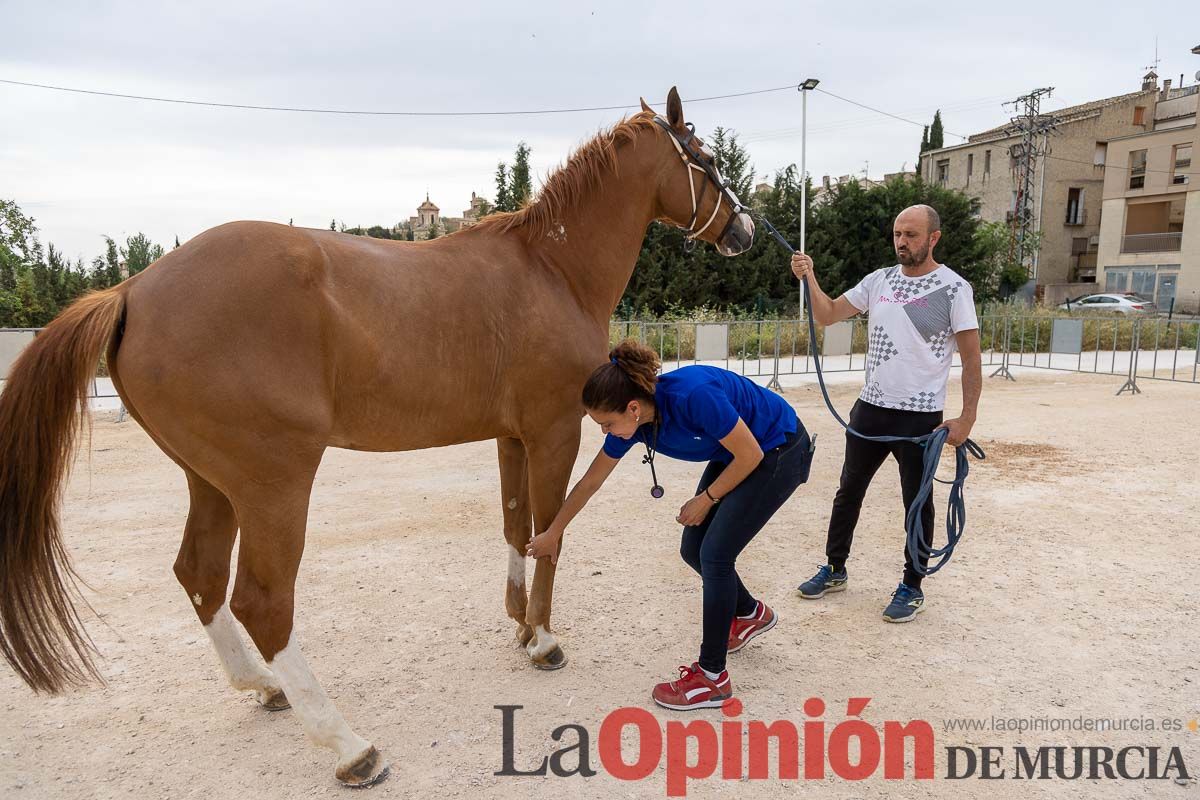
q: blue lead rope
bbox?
[753,213,985,576]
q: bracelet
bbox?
[704,488,720,504]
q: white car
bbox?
[1058,293,1157,314]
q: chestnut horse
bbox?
[0,88,754,786]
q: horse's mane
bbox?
[474,112,659,240]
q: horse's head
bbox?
[639,86,755,257]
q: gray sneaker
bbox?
[797,565,848,599]
[882,583,925,623]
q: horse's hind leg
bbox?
[497,437,534,647]
[174,468,288,710]
[228,469,388,788]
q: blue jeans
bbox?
[679,424,813,673]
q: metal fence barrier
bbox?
[2,315,1196,413]
[609,315,1200,396]
[2,328,120,395]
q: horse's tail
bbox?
[0,286,127,693]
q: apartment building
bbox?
[921,80,1159,296]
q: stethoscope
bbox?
[641,418,664,499]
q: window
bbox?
[1131,270,1157,298]
[1071,237,1089,255]
[984,149,991,174]
[1065,188,1085,225]
[1133,106,1146,126]
[967,153,974,179]
[1105,271,1129,292]
[1093,142,1106,166]
[936,159,949,185]
[1173,143,1192,186]
[1128,149,1147,189]
[1157,273,1178,309]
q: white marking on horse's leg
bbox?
[526,624,559,660]
[507,497,518,510]
[268,633,373,767]
[507,545,526,588]
[203,604,281,700]
[192,593,203,607]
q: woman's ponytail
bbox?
[582,339,661,412]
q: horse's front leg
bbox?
[497,437,535,648]
[522,416,582,670]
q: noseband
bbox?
[651,116,745,251]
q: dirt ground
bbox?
[1,371,1197,799]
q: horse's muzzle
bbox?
[717,213,755,256]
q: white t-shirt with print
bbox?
[844,264,979,412]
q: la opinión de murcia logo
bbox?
[495,699,1192,797]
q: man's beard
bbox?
[896,243,929,266]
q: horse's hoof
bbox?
[531,646,568,671]
[515,624,535,648]
[336,746,390,788]
[256,687,291,712]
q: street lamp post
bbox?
[798,78,819,253]
[798,78,820,320]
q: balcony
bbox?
[1121,232,1183,253]
[1070,257,1097,282]
[1064,208,1087,226]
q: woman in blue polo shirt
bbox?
[526,340,814,711]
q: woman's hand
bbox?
[526,529,562,564]
[676,493,715,527]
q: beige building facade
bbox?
[1096,121,1197,312]
[921,84,1160,294]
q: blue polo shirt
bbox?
[602,366,799,464]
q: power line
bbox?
[813,87,970,141]
[6,73,1191,178]
[0,77,798,117]
[740,94,1013,139]
[1045,152,1194,177]
[740,97,1011,144]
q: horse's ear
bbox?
[666,86,684,130]
[639,97,654,114]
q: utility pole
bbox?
[1004,87,1059,284]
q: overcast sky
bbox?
[2,1,1197,261]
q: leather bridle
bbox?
[651,116,746,251]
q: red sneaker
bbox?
[652,663,733,710]
[727,601,777,654]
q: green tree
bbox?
[710,127,753,200]
[972,220,1040,299]
[365,225,396,240]
[509,142,533,209]
[90,236,121,289]
[494,163,512,212]
[929,111,944,150]
[1,198,42,294]
[426,218,442,240]
[804,175,986,299]
[121,232,165,276]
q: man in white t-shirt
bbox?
[791,205,982,622]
